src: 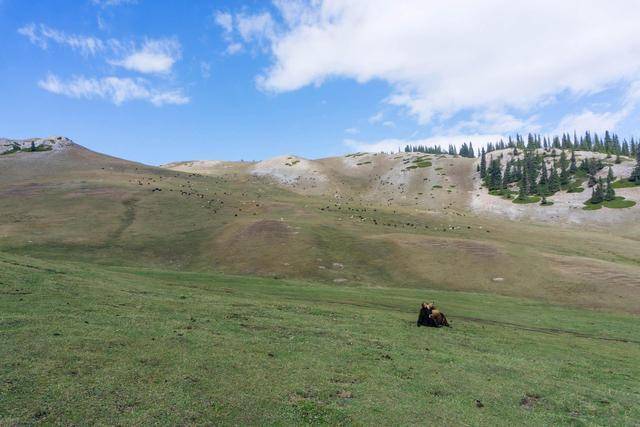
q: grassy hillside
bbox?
[2,142,640,424]
[1,252,639,425]
[2,145,640,314]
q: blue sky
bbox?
[3,1,640,165]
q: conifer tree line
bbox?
[483,130,639,158]
[479,141,640,204]
[404,130,639,160]
[403,144,447,155]
[403,142,476,158]
[479,146,611,199]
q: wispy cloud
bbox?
[553,81,640,134]
[90,0,137,8]
[18,24,182,74]
[200,61,211,79]
[213,9,276,55]
[214,11,233,34]
[368,111,384,124]
[18,23,105,56]
[344,127,359,135]
[19,23,189,105]
[108,38,181,74]
[38,74,189,106]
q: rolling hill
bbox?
[2,137,640,313]
[1,137,640,424]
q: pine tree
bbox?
[607,166,615,182]
[517,176,527,201]
[559,151,570,186]
[569,150,577,173]
[615,154,621,164]
[605,175,616,201]
[590,178,605,204]
[580,157,590,173]
[488,158,502,190]
[630,148,640,182]
[587,160,597,187]
[480,148,487,178]
[548,162,561,193]
[30,141,36,152]
[502,162,511,188]
[538,161,548,195]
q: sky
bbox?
[3,0,640,165]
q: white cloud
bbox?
[18,23,105,56]
[214,11,233,34]
[368,111,383,124]
[345,133,505,153]
[200,61,211,79]
[344,127,359,135]
[382,121,395,128]
[109,38,181,74]
[225,42,242,55]
[450,111,540,135]
[18,24,181,74]
[18,21,187,84]
[239,1,640,130]
[344,138,403,153]
[38,74,189,106]
[214,10,276,54]
[553,110,625,136]
[236,12,276,44]
[553,81,640,134]
[91,0,137,7]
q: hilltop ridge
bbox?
[0,136,74,154]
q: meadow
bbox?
[2,252,639,425]
[1,144,640,425]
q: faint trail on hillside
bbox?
[107,199,138,243]
[456,315,640,345]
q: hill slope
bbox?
[1,252,639,425]
[2,138,640,425]
[1,139,640,314]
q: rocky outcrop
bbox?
[0,136,73,154]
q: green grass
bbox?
[24,145,53,152]
[1,252,639,425]
[566,186,585,193]
[489,188,515,198]
[582,203,602,210]
[406,161,431,170]
[1,146,21,155]
[513,195,541,204]
[612,179,640,189]
[2,144,55,154]
[604,197,636,209]
[583,197,636,210]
